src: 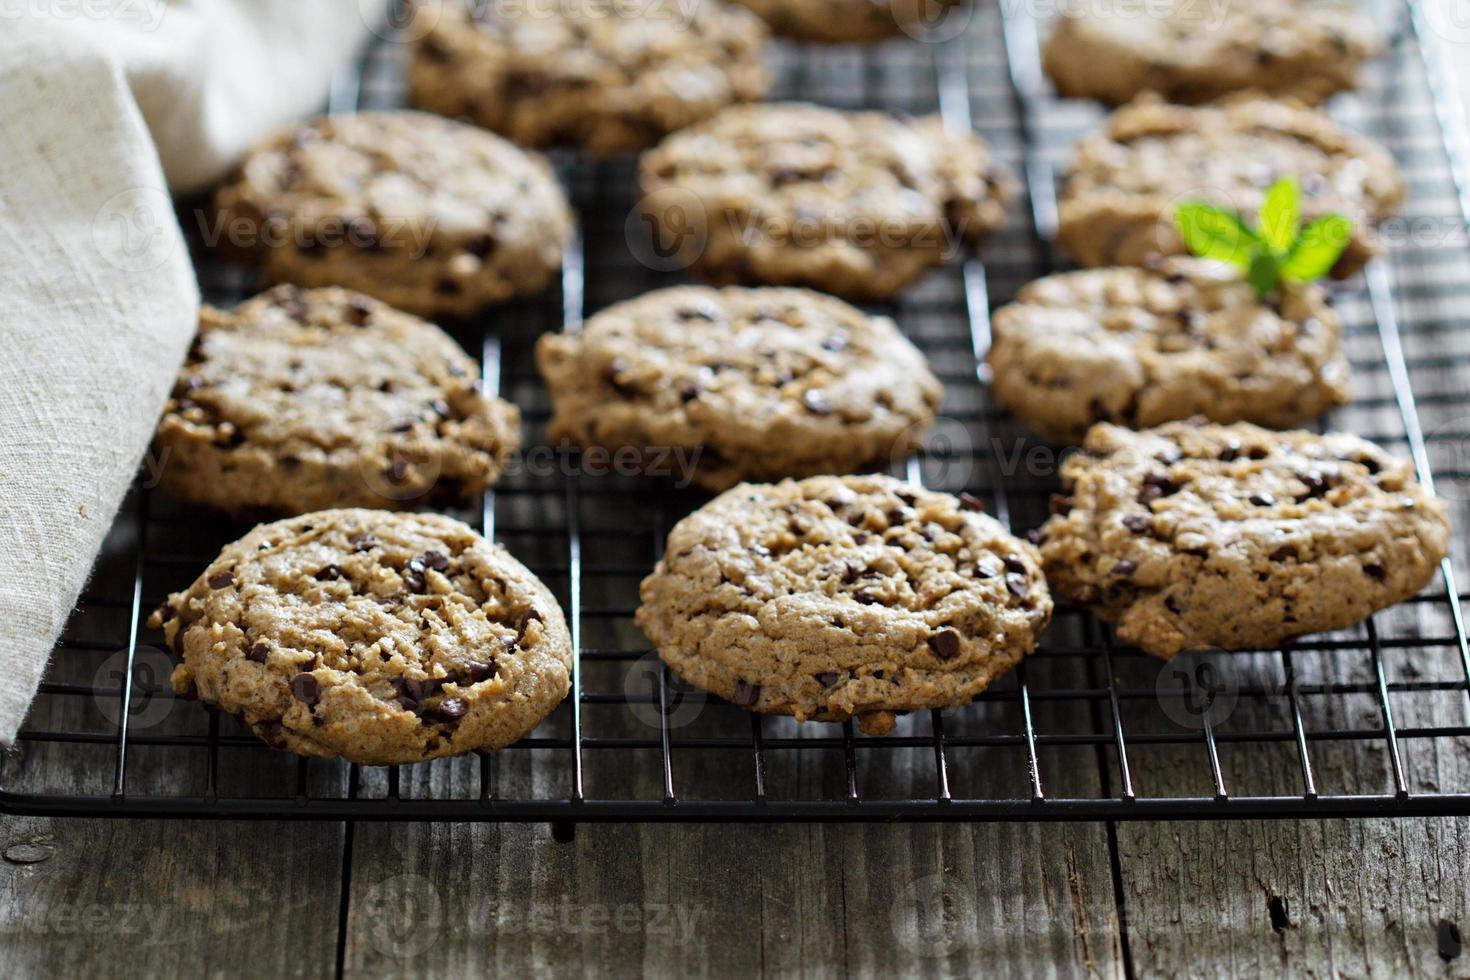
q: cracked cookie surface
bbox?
[150,509,571,765]
[1037,421,1450,659]
[1057,96,1403,276]
[987,259,1349,444]
[636,475,1053,734]
[1043,0,1379,106]
[637,102,1014,301]
[154,285,520,515]
[213,110,571,317]
[408,0,769,153]
[536,286,943,491]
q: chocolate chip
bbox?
[247,643,268,664]
[349,533,377,552]
[291,673,319,705]
[463,660,496,683]
[816,672,840,687]
[1218,443,1241,462]
[678,381,701,402]
[821,333,849,352]
[347,296,374,325]
[732,679,761,707]
[1137,472,1178,504]
[421,550,450,571]
[403,568,426,593]
[927,628,961,660]
[1049,494,1072,516]
[314,564,342,581]
[437,697,468,720]
[1249,493,1276,507]
[1299,471,1331,499]
[435,276,461,295]
[1006,573,1029,597]
[465,232,497,258]
[387,458,410,483]
[405,676,443,702]
[802,389,832,415]
[516,608,544,641]
[1364,562,1387,580]
[1122,513,1151,533]
[395,696,419,712]
[958,492,984,512]
[1003,556,1028,575]
[207,571,234,589]
[1269,545,1298,562]
[1112,559,1138,579]
[974,557,1003,579]
[676,305,716,322]
[853,590,881,605]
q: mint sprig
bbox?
[1173,178,1353,299]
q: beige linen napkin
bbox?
[0,0,379,742]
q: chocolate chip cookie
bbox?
[1043,0,1380,106]
[536,286,943,491]
[408,0,768,154]
[212,110,572,317]
[150,509,571,765]
[730,0,965,42]
[986,259,1350,444]
[1057,96,1404,276]
[153,285,520,515]
[1036,421,1450,659]
[637,102,1014,301]
[636,475,1053,735]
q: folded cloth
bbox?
[0,0,378,742]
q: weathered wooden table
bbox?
[5,5,1470,977]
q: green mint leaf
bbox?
[1257,178,1301,255]
[1281,213,1354,282]
[1248,252,1281,299]
[1174,202,1258,268]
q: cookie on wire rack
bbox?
[536,285,943,491]
[1056,95,1403,277]
[1035,420,1451,659]
[407,0,770,154]
[637,102,1014,302]
[636,475,1053,735]
[986,258,1350,444]
[151,509,572,766]
[153,285,520,516]
[212,110,572,317]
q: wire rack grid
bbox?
[6,0,1470,825]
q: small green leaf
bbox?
[1281,214,1353,281]
[1257,178,1301,254]
[1248,252,1281,299]
[1174,202,1258,268]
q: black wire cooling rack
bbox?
[7,0,1470,826]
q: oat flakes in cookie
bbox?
[637,102,1014,302]
[150,510,572,765]
[408,0,769,154]
[1057,96,1403,277]
[730,0,966,43]
[212,110,571,317]
[636,475,1053,735]
[986,259,1349,444]
[536,286,943,491]
[153,285,520,515]
[1037,421,1450,659]
[1043,0,1379,106]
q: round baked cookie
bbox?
[407,0,768,154]
[986,259,1350,444]
[636,475,1053,735]
[1043,0,1379,106]
[149,509,572,765]
[212,110,572,317]
[154,285,520,515]
[536,286,943,491]
[1036,421,1450,659]
[1057,96,1404,277]
[637,102,1014,301]
[729,0,966,42]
